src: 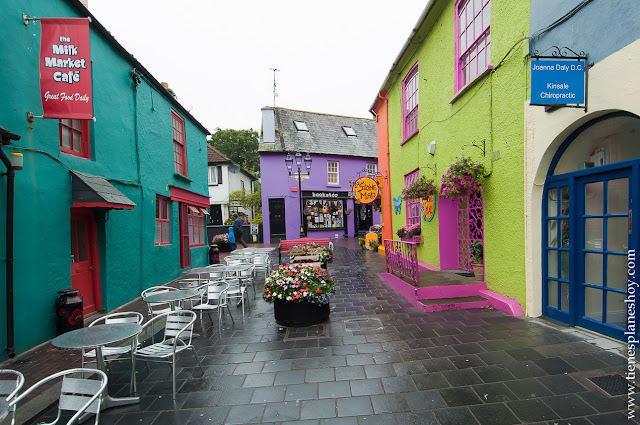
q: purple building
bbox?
[259,107,381,243]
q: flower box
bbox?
[401,235,423,243]
[273,299,330,327]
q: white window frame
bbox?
[327,161,339,185]
[208,166,218,185]
[367,163,378,177]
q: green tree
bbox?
[208,128,259,175]
[229,181,262,213]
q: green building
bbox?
[372,0,530,313]
[0,0,210,359]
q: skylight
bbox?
[342,126,357,137]
[294,121,309,131]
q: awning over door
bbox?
[71,170,136,210]
[169,185,210,208]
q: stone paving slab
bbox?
[2,238,637,425]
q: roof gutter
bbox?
[369,0,439,112]
[69,0,210,135]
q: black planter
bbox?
[217,242,231,252]
[273,300,330,327]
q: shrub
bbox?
[470,241,484,262]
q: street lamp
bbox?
[285,152,312,237]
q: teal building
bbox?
[0,0,210,359]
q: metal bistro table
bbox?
[51,323,142,411]
[142,289,199,310]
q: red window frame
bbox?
[155,195,170,245]
[172,111,187,176]
[187,205,206,247]
[402,62,419,143]
[405,170,421,225]
[59,119,90,159]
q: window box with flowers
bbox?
[263,264,336,326]
[440,157,486,199]
[396,223,423,243]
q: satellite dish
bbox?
[229,164,241,173]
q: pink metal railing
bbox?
[384,239,419,283]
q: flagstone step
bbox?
[418,295,489,312]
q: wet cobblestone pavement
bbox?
[6,240,638,424]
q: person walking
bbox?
[233,213,248,248]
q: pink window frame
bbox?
[155,195,170,245]
[404,169,421,225]
[401,62,419,143]
[172,111,187,176]
[454,0,491,93]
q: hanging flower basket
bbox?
[440,157,486,199]
[402,176,437,201]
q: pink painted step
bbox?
[418,296,489,312]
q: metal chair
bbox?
[133,311,204,400]
[81,311,144,390]
[225,277,249,318]
[141,286,181,316]
[8,368,107,425]
[0,369,24,425]
[252,254,271,284]
[192,282,234,336]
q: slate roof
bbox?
[259,108,377,158]
[70,171,136,208]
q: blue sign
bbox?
[531,59,587,106]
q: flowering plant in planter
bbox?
[396,223,421,238]
[212,234,229,244]
[440,157,486,199]
[290,243,334,263]
[402,176,437,201]
[263,264,336,305]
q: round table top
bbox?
[0,398,10,421]
[142,289,199,304]
[52,323,142,350]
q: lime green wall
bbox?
[387,0,530,310]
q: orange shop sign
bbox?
[352,177,379,204]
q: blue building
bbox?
[524,0,640,341]
[0,0,210,358]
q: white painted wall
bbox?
[524,39,640,316]
[208,164,255,223]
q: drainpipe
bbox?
[1,126,21,358]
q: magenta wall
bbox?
[438,196,460,270]
[260,152,381,243]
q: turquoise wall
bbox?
[0,0,208,357]
[387,0,530,310]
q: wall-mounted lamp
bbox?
[10,153,23,171]
[427,140,436,155]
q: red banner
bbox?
[40,18,92,119]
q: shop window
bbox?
[155,195,170,245]
[304,199,344,230]
[187,205,205,247]
[404,170,420,225]
[60,119,90,159]
[402,63,419,142]
[327,161,339,185]
[455,0,491,92]
[172,111,187,176]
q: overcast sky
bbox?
[89,0,427,133]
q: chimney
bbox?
[79,0,89,8]
[161,82,169,89]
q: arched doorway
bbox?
[542,112,640,340]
